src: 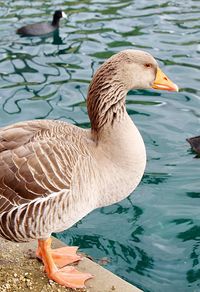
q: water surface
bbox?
[0,1,199,291]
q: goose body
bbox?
[0,50,178,288]
[0,117,145,242]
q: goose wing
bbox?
[0,120,89,213]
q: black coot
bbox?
[16,10,67,36]
[187,136,200,156]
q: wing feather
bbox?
[0,120,89,213]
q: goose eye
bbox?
[145,63,152,68]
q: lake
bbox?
[0,0,199,291]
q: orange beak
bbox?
[152,67,179,92]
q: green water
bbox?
[0,1,199,291]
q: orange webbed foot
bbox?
[50,266,93,288]
[37,238,93,288]
[36,245,82,268]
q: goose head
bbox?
[87,49,178,135]
[102,49,178,92]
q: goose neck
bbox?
[87,74,128,141]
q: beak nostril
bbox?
[164,77,168,81]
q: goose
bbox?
[0,50,178,288]
[16,10,67,36]
[187,136,200,156]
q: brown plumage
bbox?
[0,119,93,242]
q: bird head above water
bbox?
[52,10,67,26]
[87,49,178,134]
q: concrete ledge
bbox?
[0,237,142,292]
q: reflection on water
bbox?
[52,30,64,45]
[0,0,200,291]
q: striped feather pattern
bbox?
[0,120,93,241]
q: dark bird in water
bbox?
[187,136,200,156]
[16,10,67,36]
